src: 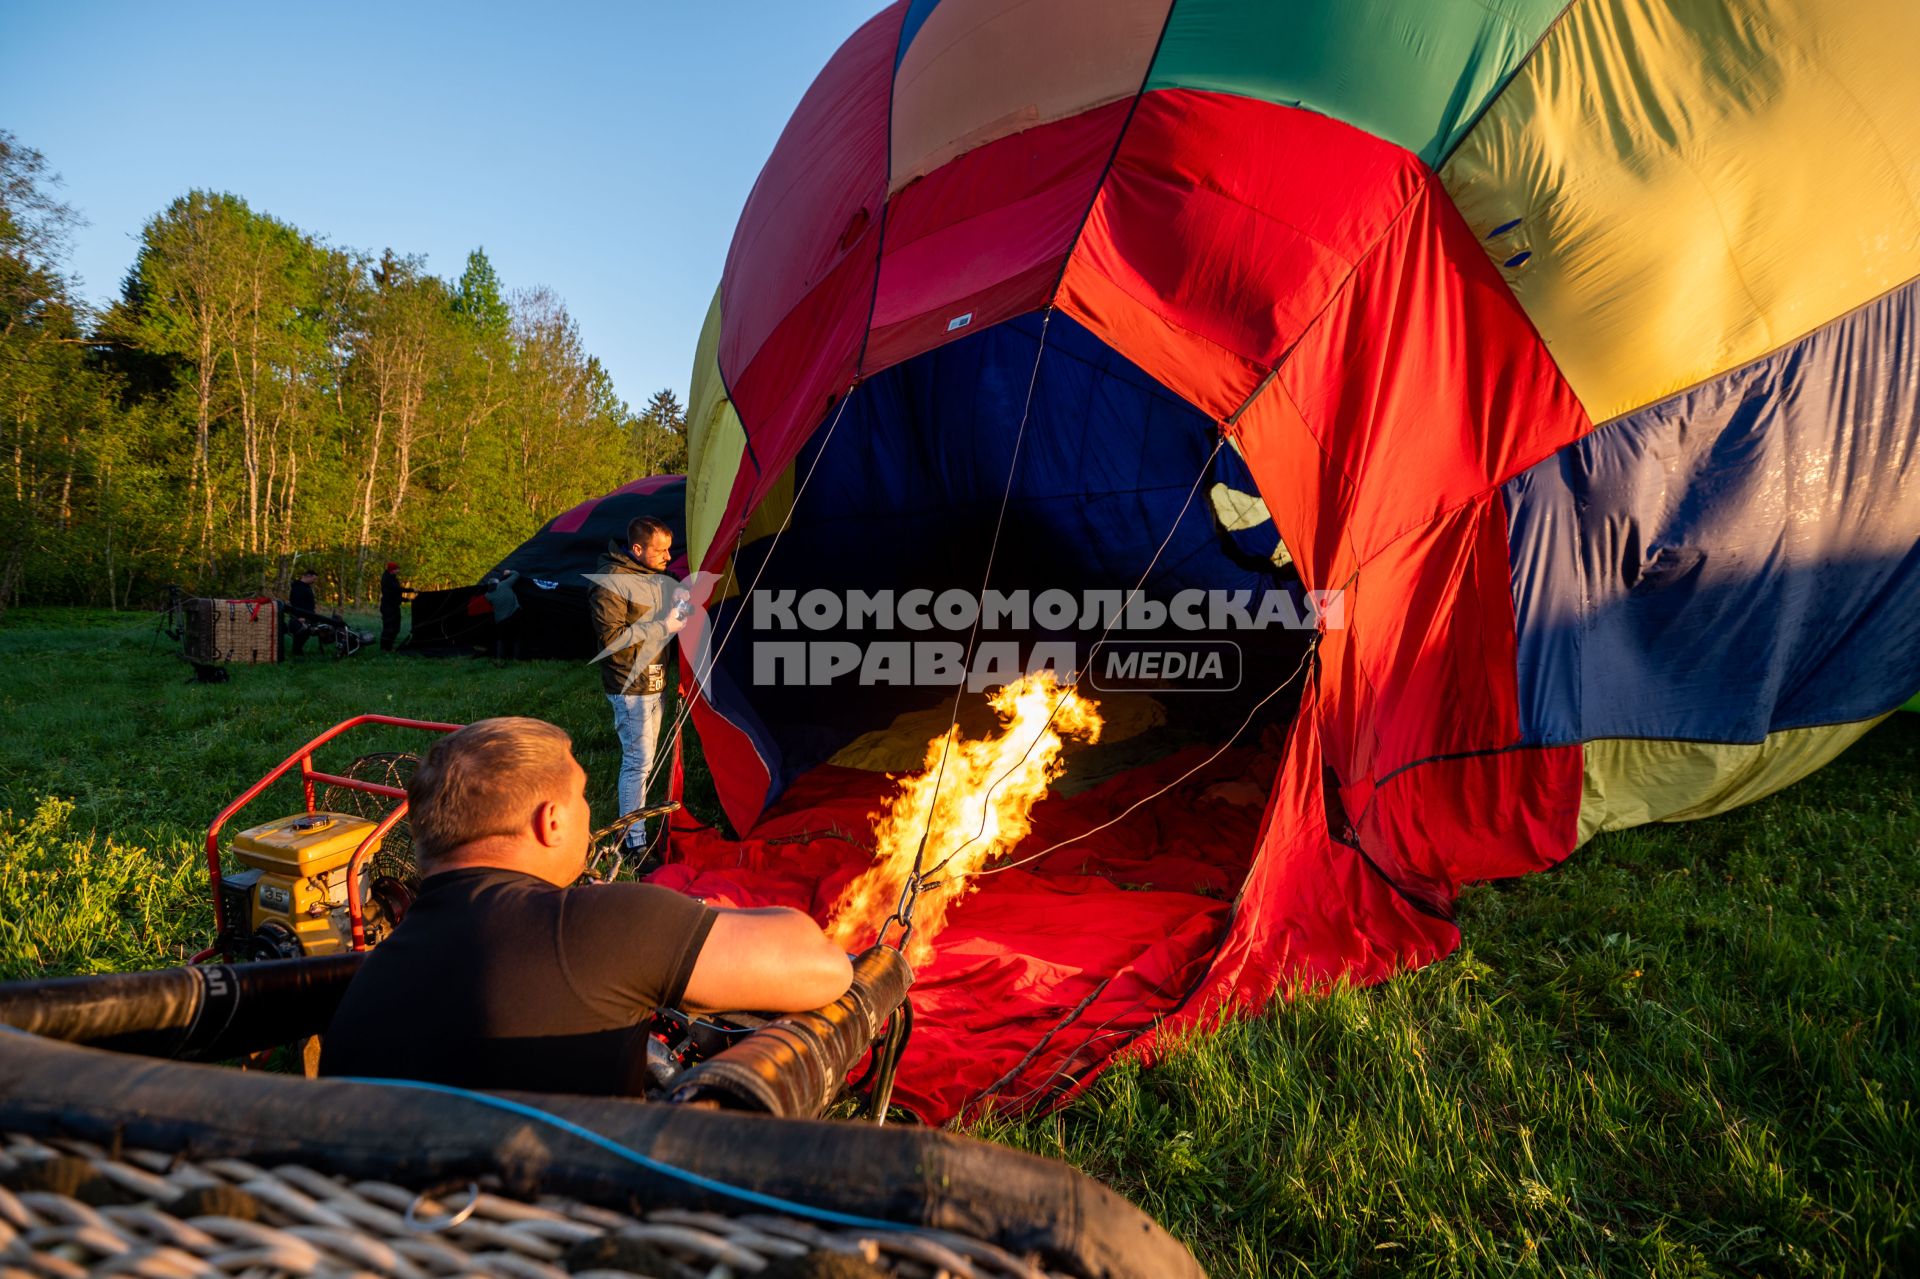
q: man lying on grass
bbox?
[319,716,851,1093]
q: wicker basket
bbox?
[185,598,281,665]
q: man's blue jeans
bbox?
[607,692,663,849]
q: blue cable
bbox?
[0,1021,909,1232]
[336,1076,908,1232]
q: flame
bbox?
[828,670,1103,967]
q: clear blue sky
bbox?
[0,0,885,409]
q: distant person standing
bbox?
[287,568,320,657]
[485,569,524,660]
[379,562,411,652]
[590,517,686,854]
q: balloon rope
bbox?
[888,310,1055,940]
[916,430,1227,885]
[971,633,1316,880]
[637,390,856,804]
[633,539,737,807]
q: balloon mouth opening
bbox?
[696,309,1312,902]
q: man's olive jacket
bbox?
[589,539,671,695]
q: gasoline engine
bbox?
[217,811,413,959]
[213,752,421,961]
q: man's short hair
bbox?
[628,516,671,547]
[408,718,576,866]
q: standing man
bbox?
[484,568,524,660]
[287,568,320,657]
[590,516,685,854]
[379,561,410,653]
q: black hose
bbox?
[0,1031,1205,1279]
[0,954,362,1061]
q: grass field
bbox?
[2,608,1914,1276]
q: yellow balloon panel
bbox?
[686,285,749,572]
[1443,0,1920,425]
[1577,716,1889,846]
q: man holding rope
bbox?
[590,516,686,855]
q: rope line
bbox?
[643,538,739,797]
[974,924,1225,1115]
[890,310,1055,940]
[970,633,1315,881]
[633,389,857,807]
[916,431,1229,886]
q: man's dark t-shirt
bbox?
[319,868,716,1094]
[289,579,316,614]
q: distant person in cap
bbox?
[287,568,320,656]
[380,562,412,653]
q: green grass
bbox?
[976,718,1920,1276]
[3,607,1916,1275]
[0,606,718,975]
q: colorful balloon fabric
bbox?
[665,0,1920,1121]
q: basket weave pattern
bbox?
[0,1133,1068,1279]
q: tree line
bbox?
[0,132,687,619]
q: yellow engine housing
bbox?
[230,812,385,955]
